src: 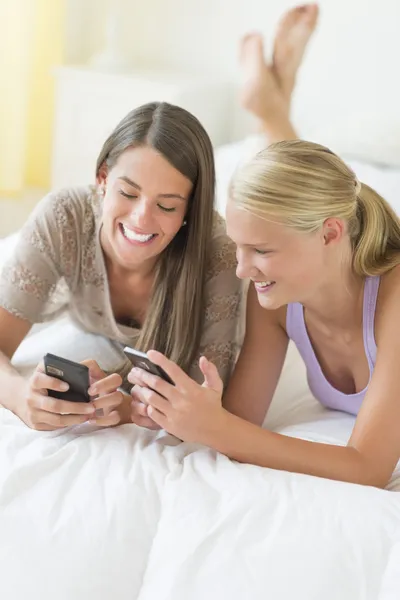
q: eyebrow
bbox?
[243,242,272,247]
[118,176,187,201]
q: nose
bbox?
[235,248,257,280]
[131,197,153,228]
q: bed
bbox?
[1,145,400,599]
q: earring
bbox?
[98,184,105,197]
[182,220,187,226]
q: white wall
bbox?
[64,0,400,147]
[66,0,305,77]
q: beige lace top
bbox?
[0,186,242,386]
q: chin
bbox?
[257,293,286,311]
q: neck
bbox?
[106,253,156,282]
[302,266,365,330]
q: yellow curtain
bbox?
[0,0,65,197]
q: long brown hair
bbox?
[96,102,215,372]
[231,139,400,277]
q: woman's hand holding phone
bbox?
[17,358,123,431]
[127,350,225,443]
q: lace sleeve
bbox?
[189,215,243,387]
[0,189,82,323]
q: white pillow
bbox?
[309,114,400,170]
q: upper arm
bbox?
[0,191,76,324]
[349,271,400,486]
[223,284,289,425]
[0,306,32,359]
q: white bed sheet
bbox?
[1,153,400,599]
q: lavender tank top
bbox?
[286,276,380,416]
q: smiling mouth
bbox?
[119,223,158,244]
[254,280,276,292]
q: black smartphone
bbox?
[43,353,90,403]
[123,347,175,385]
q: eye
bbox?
[119,189,138,199]
[157,204,176,213]
[254,249,271,255]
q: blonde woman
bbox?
[0,103,241,430]
[128,6,400,488]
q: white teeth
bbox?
[256,281,273,287]
[122,224,154,242]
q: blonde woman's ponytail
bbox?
[352,183,400,276]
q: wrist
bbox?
[2,375,28,416]
[204,409,267,464]
[202,407,234,450]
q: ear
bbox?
[96,162,108,186]
[322,218,345,246]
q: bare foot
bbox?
[239,32,287,123]
[273,4,319,103]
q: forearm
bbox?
[0,352,26,413]
[211,411,385,488]
[223,386,273,426]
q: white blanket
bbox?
[1,156,400,599]
[0,319,400,599]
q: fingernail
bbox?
[60,382,69,391]
[88,385,97,395]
